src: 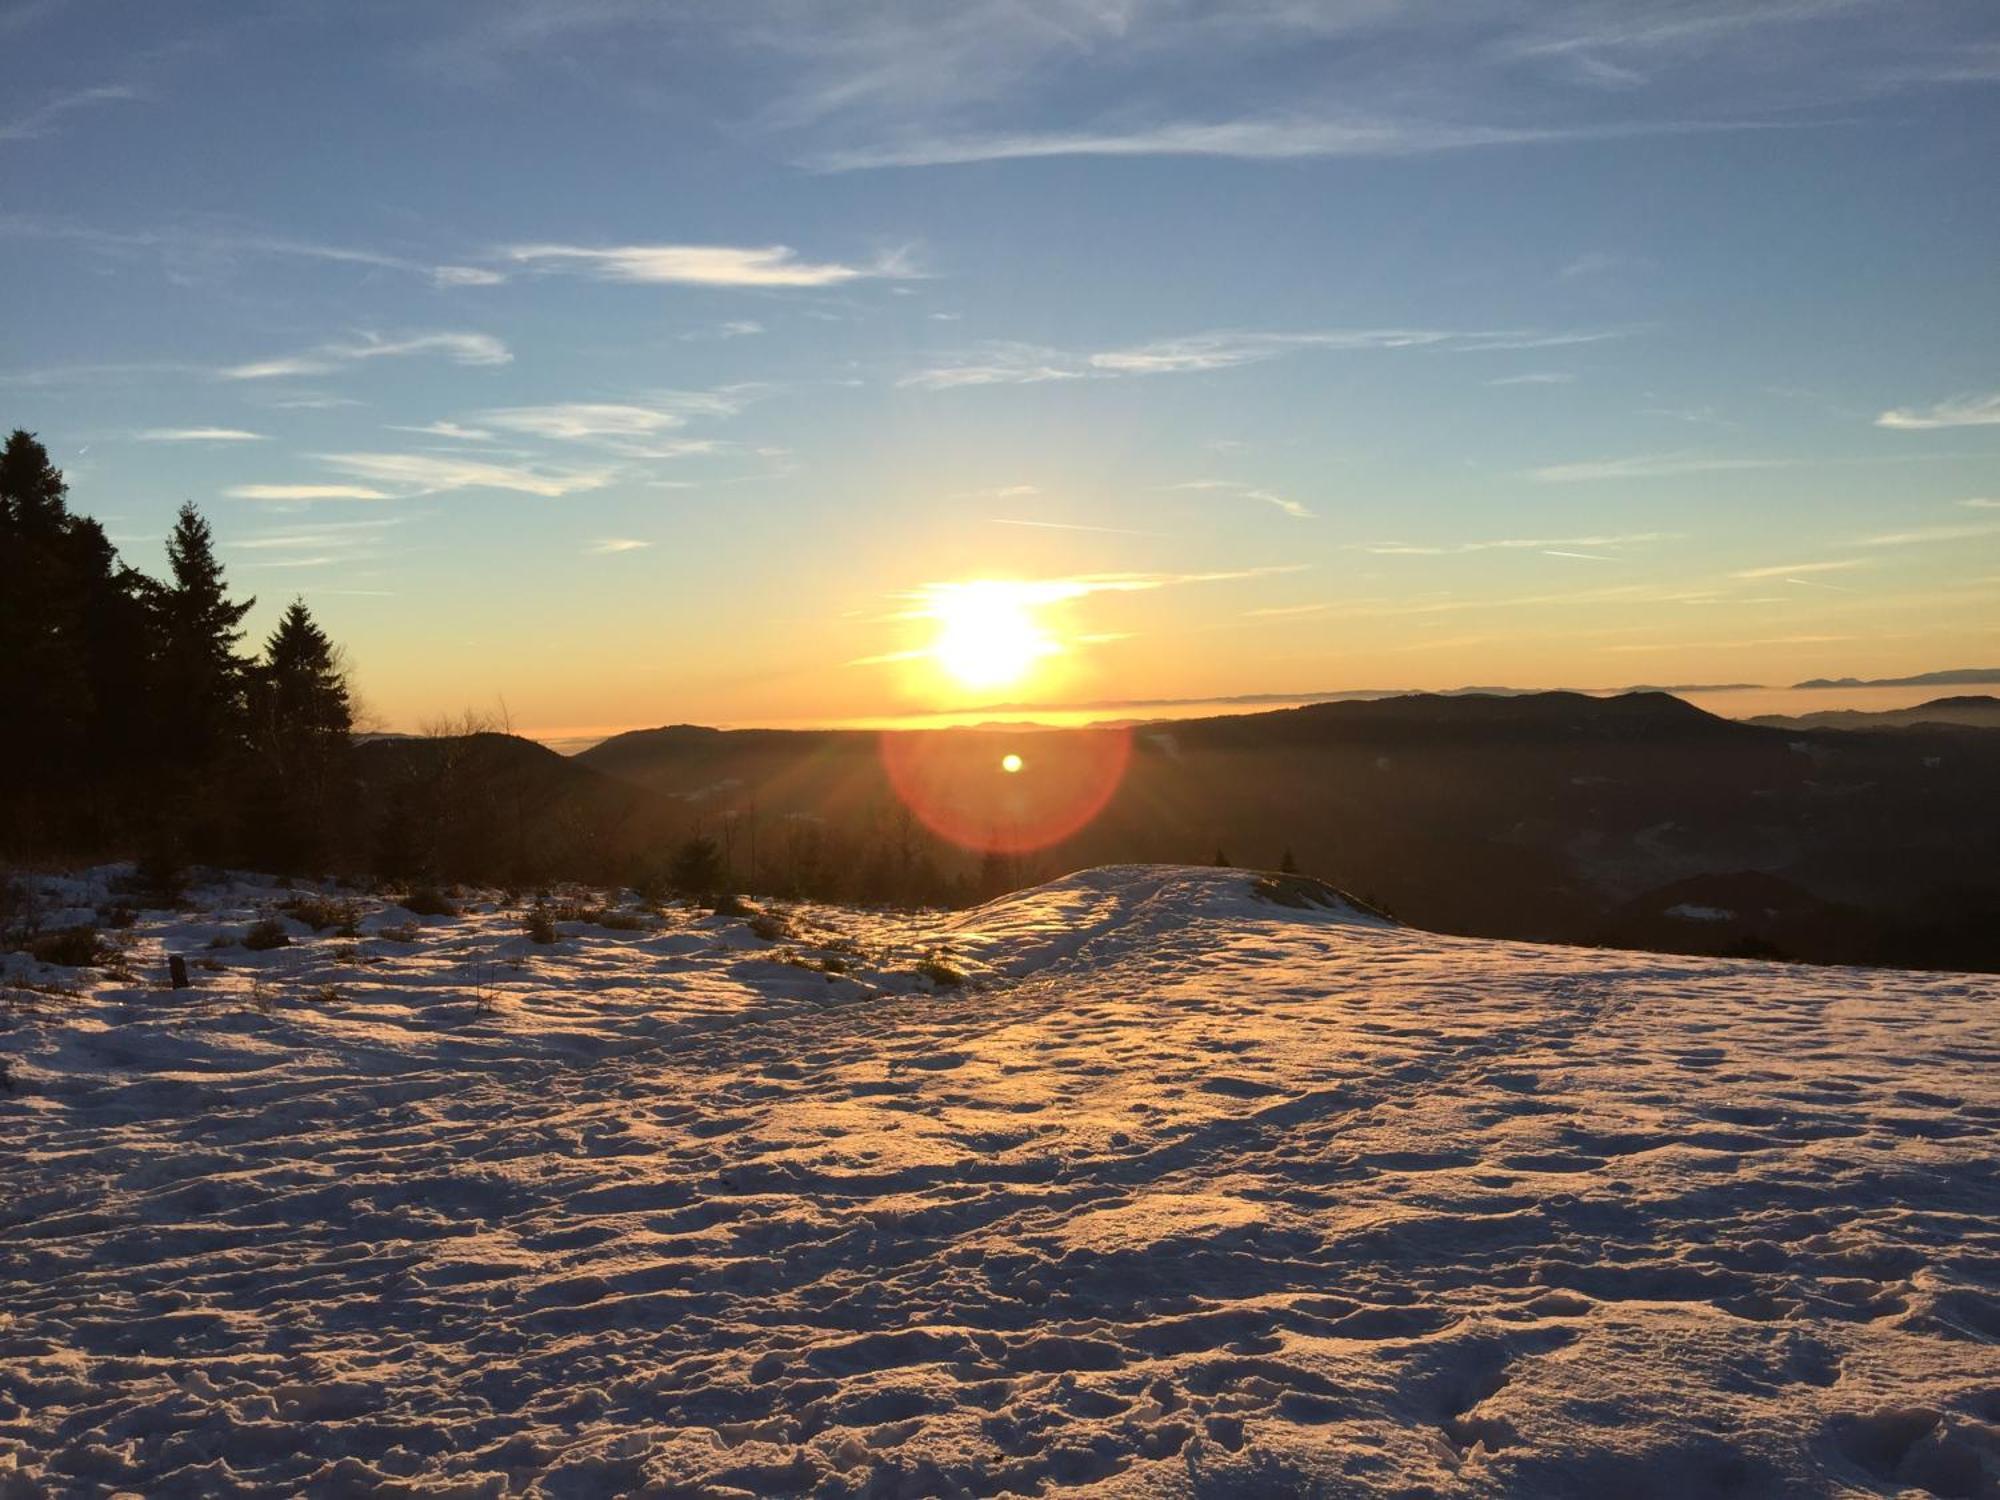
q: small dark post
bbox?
[168,954,190,990]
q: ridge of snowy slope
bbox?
[0,864,1996,1498]
[935,865,1392,980]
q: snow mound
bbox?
[936,863,1391,980]
[2,865,1997,1497]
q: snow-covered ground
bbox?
[2,864,1997,1498]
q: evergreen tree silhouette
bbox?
[0,432,154,847]
[261,599,352,743]
[153,502,254,853]
[247,599,354,870]
[157,502,254,767]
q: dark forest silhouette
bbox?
[0,429,1003,905]
[0,430,351,877]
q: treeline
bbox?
[0,430,352,875]
[0,429,1043,909]
[1,428,1229,913]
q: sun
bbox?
[926,581,1060,692]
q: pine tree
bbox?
[260,599,352,745]
[0,432,154,847]
[157,502,254,767]
[248,599,354,869]
[1280,848,1299,874]
[0,433,87,842]
[0,428,69,535]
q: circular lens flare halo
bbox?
[879,727,1131,855]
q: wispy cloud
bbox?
[0,215,505,287]
[853,564,1306,665]
[1961,498,2000,510]
[585,538,651,555]
[887,566,1306,615]
[950,483,1041,500]
[1875,392,2000,430]
[1356,531,1675,557]
[433,2,1999,190]
[681,319,765,341]
[990,518,1167,537]
[224,332,511,381]
[1731,559,1870,579]
[475,396,740,443]
[235,554,342,569]
[1171,480,1311,519]
[0,84,138,144]
[1857,521,2000,546]
[1243,602,1334,618]
[315,452,613,499]
[812,115,1779,171]
[503,242,910,287]
[232,518,409,549]
[138,427,265,443]
[387,421,498,441]
[1529,452,1793,482]
[227,484,395,502]
[1489,372,1576,386]
[905,327,1623,390]
[1601,634,1856,653]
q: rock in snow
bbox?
[1,864,1997,1497]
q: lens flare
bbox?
[880,728,1130,854]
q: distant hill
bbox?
[1748,695,2000,732]
[1792,667,2000,690]
[577,691,2000,971]
[354,732,683,886]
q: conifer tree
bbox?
[260,599,352,745]
[156,502,254,767]
[248,599,354,869]
[0,432,152,845]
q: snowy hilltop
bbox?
[2,864,1997,1497]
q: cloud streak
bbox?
[0,84,138,144]
[1731,559,1869,579]
[139,427,265,443]
[503,242,909,288]
[1856,521,2000,546]
[1875,392,2000,430]
[811,114,1784,171]
[1356,531,1676,557]
[315,452,613,499]
[905,327,1624,390]
[224,332,511,381]
[1530,452,1794,482]
[227,484,395,502]
[1171,480,1311,519]
[0,215,506,287]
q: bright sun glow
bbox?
[1001,753,1023,773]
[926,581,1061,692]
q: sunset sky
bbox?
[4,1,1997,740]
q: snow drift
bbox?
[2,864,1996,1497]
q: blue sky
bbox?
[3,1,1996,736]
